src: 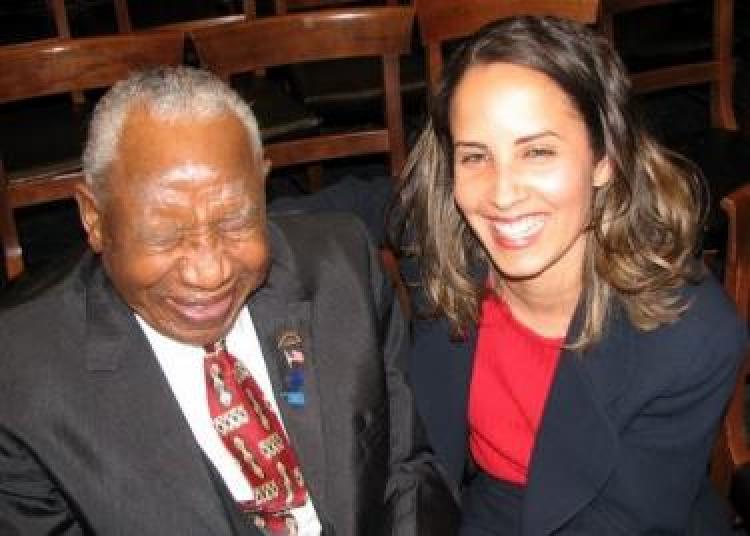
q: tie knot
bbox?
[204,340,226,356]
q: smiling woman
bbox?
[450,62,611,339]
[392,15,748,535]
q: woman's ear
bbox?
[262,158,271,182]
[593,156,613,188]
[74,182,104,253]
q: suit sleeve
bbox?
[374,251,460,535]
[0,428,84,535]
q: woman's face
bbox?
[450,62,609,293]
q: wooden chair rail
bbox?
[711,184,750,497]
[722,184,750,323]
[629,61,717,94]
[264,130,390,168]
[189,6,413,74]
[725,350,750,469]
[416,0,599,44]
[0,161,22,281]
[0,32,185,103]
[415,0,599,93]
[8,173,83,208]
[139,14,248,34]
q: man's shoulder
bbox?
[0,255,92,340]
[269,211,376,272]
[269,211,373,250]
[265,211,384,303]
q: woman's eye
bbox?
[523,146,556,159]
[458,152,488,166]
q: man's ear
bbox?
[593,156,613,188]
[74,181,104,253]
[262,157,271,183]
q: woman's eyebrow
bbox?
[514,130,560,145]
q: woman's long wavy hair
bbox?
[391,16,705,349]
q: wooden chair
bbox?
[723,184,750,323]
[0,31,184,280]
[709,182,750,523]
[190,6,414,176]
[267,0,425,179]
[599,0,736,131]
[415,0,600,94]
[598,0,748,258]
[191,7,413,310]
[104,0,322,149]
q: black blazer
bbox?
[0,213,457,535]
[409,274,747,534]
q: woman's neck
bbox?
[494,274,581,339]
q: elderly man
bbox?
[0,67,455,535]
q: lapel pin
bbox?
[277,329,306,408]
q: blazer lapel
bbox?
[522,306,632,535]
[82,260,233,535]
[247,223,329,524]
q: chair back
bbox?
[191,6,414,175]
[0,30,184,281]
[710,183,750,500]
[723,183,750,323]
[598,0,736,130]
[415,0,599,92]
[0,32,185,104]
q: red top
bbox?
[468,292,563,485]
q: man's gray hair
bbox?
[83,66,263,195]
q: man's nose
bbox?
[179,233,231,289]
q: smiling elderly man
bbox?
[0,67,455,535]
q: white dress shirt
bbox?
[137,308,321,535]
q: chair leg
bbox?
[712,0,738,130]
[0,162,24,281]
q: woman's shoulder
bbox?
[676,273,745,340]
[620,273,746,376]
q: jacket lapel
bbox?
[522,306,632,535]
[246,223,329,524]
[81,259,234,535]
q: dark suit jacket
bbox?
[0,213,456,535]
[409,274,747,534]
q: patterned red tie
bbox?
[204,341,307,535]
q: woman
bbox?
[393,15,747,534]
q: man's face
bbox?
[77,107,270,346]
